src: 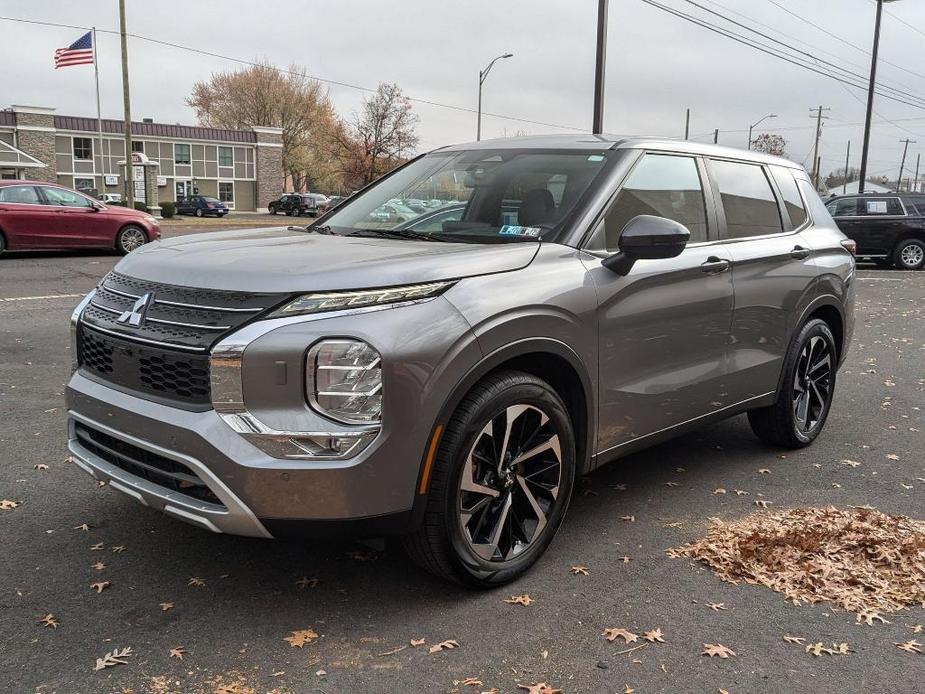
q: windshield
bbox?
[317,149,611,243]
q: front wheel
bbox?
[116,225,147,255]
[403,370,576,587]
[893,238,925,270]
[747,318,837,448]
[194,208,203,218]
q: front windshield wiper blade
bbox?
[347,228,447,242]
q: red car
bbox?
[0,181,160,255]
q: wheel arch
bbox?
[114,222,147,249]
[411,337,595,526]
[773,295,846,402]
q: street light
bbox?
[747,114,777,150]
[859,0,902,194]
[477,53,514,141]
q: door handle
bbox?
[701,256,730,274]
[790,246,811,260]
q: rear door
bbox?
[852,196,907,257]
[0,184,57,248]
[582,151,735,454]
[705,159,819,403]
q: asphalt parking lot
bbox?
[1,231,923,693]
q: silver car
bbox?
[66,135,855,586]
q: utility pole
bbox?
[810,106,831,190]
[684,109,690,140]
[897,138,915,192]
[858,0,897,194]
[119,0,133,207]
[713,129,719,144]
[843,140,851,195]
[914,152,921,193]
[592,0,608,134]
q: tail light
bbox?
[840,239,857,255]
[206,203,215,209]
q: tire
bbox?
[194,208,203,218]
[402,370,576,587]
[892,238,925,270]
[269,205,277,215]
[747,318,837,448]
[116,225,148,255]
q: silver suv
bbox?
[66,136,855,586]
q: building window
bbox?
[174,143,191,165]
[219,181,234,208]
[131,141,144,153]
[74,177,96,192]
[73,137,93,160]
[218,146,233,167]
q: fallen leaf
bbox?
[90,543,104,551]
[783,635,805,645]
[295,576,319,589]
[713,488,727,495]
[188,577,205,588]
[111,545,126,553]
[90,581,111,593]
[624,686,635,694]
[410,638,425,647]
[377,645,408,656]
[896,640,923,654]
[754,500,771,508]
[703,643,736,658]
[620,555,632,563]
[461,677,482,686]
[92,562,105,571]
[665,482,679,487]
[706,602,727,611]
[428,639,459,654]
[734,490,749,496]
[857,610,889,626]
[911,625,923,634]
[39,614,58,629]
[602,628,638,644]
[74,523,90,531]
[159,602,174,612]
[622,515,635,522]
[517,683,561,694]
[886,454,900,461]
[758,469,770,474]
[504,594,534,607]
[0,499,20,510]
[93,646,133,671]
[570,565,589,575]
[644,628,665,643]
[33,464,49,471]
[283,629,319,648]
[840,459,862,468]
[169,646,185,660]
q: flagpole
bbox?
[91,27,105,195]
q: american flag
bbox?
[55,31,94,68]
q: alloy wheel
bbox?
[900,243,924,268]
[119,227,146,253]
[792,335,832,433]
[457,404,562,562]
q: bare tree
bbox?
[186,60,342,192]
[750,133,787,157]
[337,83,420,187]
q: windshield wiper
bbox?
[347,228,446,242]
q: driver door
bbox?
[581,152,734,456]
[38,185,106,247]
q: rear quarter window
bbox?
[770,166,807,229]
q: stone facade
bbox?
[253,126,284,211]
[11,106,56,183]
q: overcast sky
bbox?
[4,0,925,182]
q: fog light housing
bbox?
[307,339,382,424]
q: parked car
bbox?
[66,136,854,586]
[176,195,229,218]
[395,203,466,232]
[0,180,159,255]
[268,193,328,217]
[326,195,347,210]
[825,193,925,270]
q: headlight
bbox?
[307,340,382,424]
[144,216,158,225]
[269,281,454,318]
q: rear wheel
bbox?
[403,370,576,587]
[116,225,147,255]
[747,318,837,448]
[269,204,277,215]
[893,238,925,270]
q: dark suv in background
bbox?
[268,193,329,217]
[67,136,855,586]
[826,193,925,270]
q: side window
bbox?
[593,153,708,252]
[73,137,93,160]
[0,185,41,204]
[710,160,783,238]
[827,197,858,217]
[770,166,807,229]
[857,197,903,216]
[41,186,93,207]
[174,143,191,165]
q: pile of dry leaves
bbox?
[669,506,925,615]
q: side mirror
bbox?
[601,215,691,275]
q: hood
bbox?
[114,226,539,292]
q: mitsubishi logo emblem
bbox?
[117,293,152,327]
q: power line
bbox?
[883,4,925,40]
[638,0,925,112]
[0,14,587,134]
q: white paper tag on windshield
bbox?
[866,200,888,214]
[499,225,542,237]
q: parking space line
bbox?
[0,293,85,302]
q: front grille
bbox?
[77,272,288,408]
[74,422,224,507]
